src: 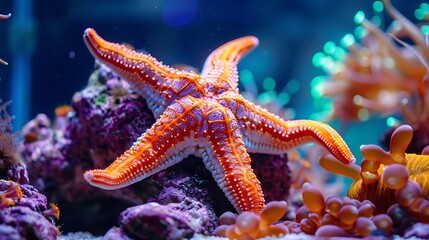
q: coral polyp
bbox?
[214,201,289,238]
[312,0,429,123]
[320,125,429,214]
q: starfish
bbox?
[83,28,355,213]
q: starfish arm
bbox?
[216,93,355,164]
[83,28,203,117]
[83,96,204,190]
[197,100,264,213]
[201,36,259,92]
[83,95,264,213]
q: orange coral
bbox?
[214,201,289,239]
[54,105,72,118]
[312,0,429,123]
[214,140,429,238]
[290,182,392,237]
[43,203,60,220]
[0,180,23,209]
[320,125,429,214]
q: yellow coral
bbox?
[320,125,429,213]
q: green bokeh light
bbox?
[257,91,276,105]
[421,25,429,35]
[311,76,326,88]
[278,92,290,106]
[386,117,400,127]
[415,8,425,20]
[323,41,336,55]
[354,26,367,39]
[312,52,325,67]
[354,11,365,25]
[341,34,355,48]
[262,77,276,91]
[311,83,324,98]
[286,79,300,94]
[371,16,381,27]
[239,69,254,85]
[421,3,429,12]
[332,47,347,60]
[373,1,384,12]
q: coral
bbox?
[65,62,155,166]
[312,0,429,124]
[106,200,213,240]
[103,227,131,240]
[0,103,60,239]
[214,201,289,239]
[146,164,219,232]
[0,180,59,220]
[320,125,429,213]
[20,113,70,191]
[0,180,60,239]
[292,183,392,237]
[0,102,28,184]
[20,63,155,205]
[0,206,58,240]
[315,124,429,236]
[214,179,426,238]
[381,122,429,155]
[219,126,429,238]
[403,222,429,239]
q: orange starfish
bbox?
[83,28,355,213]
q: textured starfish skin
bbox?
[83,28,355,213]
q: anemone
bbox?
[312,0,429,124]
[320,125,429,214]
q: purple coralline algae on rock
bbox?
[403,223,429,239]
[0,167,59,240]
[0,104,59,240]
[20,113,70,192]
[105,200,212,240]
[65,62,155,166]
[0,206,58,240]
